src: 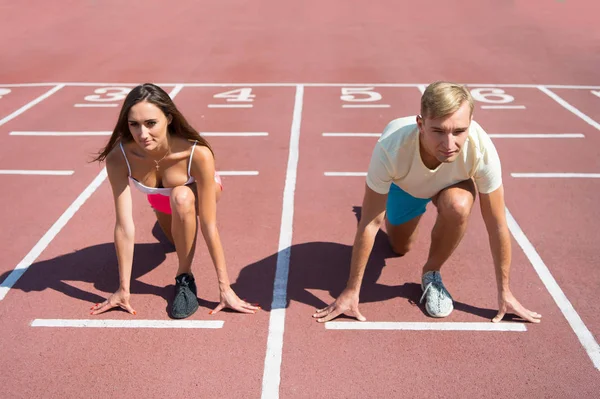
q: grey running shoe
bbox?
[171,273,199,319]
[420,271,453,318]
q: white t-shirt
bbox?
[366,116,502,199]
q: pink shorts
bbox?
[148,173,223,215]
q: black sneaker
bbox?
[171,273,199,319]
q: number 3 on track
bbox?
[84,87,132,102]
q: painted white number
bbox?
[340,87,382,102]
[470,88,514,104]
[591,90,600,99]
[213,88,255,102]
[0,88,11,99]
[84,87,132,102]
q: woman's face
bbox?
[127,100,171,151]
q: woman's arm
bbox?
[190,145,259,315]
[91,147,137,315]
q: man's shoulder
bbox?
[467,119,495,151]
[378,116,418,148]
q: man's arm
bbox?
[479,184,542,323]
[312,184,388,322]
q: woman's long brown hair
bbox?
[92,83,213,163]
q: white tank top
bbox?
[119,141,197,197]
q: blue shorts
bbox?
[386,183,431,225]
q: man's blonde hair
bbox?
[420,81,474,120]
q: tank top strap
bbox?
[187,141,198,177]
[119,142,132,177]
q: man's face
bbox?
[417,101,472,169]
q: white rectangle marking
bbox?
[201,132,268,137]
[74,103,119,108]
[538,86,600,131]
[217,171,259,176]
[208,104,253,108]
[10,131,112,136]
[325,321,527,332]
[342,104,390,108]
[0,85,64,127]
[481,105,527,109]
[323,133,380,137]
[324,172,367,177]
[0,170,74,176]
[511,173,600,178]
[506,207,600,370]
[323,133,584,139]
[489,134,584,138]
[31,319,224,329]
[261,85,304,399]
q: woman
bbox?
[90,83,259,319]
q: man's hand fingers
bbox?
[513,304,541,324]
[352,308,367,322]
[316,308,342,323]
[313,304,333,318]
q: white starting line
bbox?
[322,133,584,139]
[31,319,224,329]
[325,321,527,332]
[512,173,600,178]
[0,169,74,176]
[325,172,600,179]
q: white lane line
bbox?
[201,132,269,137]
[10,131,112,136]
[325,322,527,332]
[489,134,584,138]
[324,172,367,177]
[322,133,584,139]
[261,85,303,399]
[0,84,64,127]
[0,168,107,300]
[512,173,600,178]
[74,103,119,108]
[4,83,600,89]
[342,104,390,108]
[323,133,380,137]
[505,207,600,370]
[208,104,253,108]
[417,85,427,94]
[0,170,74,176]
[168,84,185,99]
[31,319,224,329]
[217,171,259,176]
[538,86,600,131]
[481,105,527,109]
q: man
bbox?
[312,81,541,324]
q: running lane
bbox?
[278,85,600,398]
[0,85,297,398]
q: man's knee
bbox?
[170,186,195,215]
[389,239,414,256]
[438,193,474,223]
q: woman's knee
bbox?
[170,186,196,216]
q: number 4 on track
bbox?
[213,88,255,102]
